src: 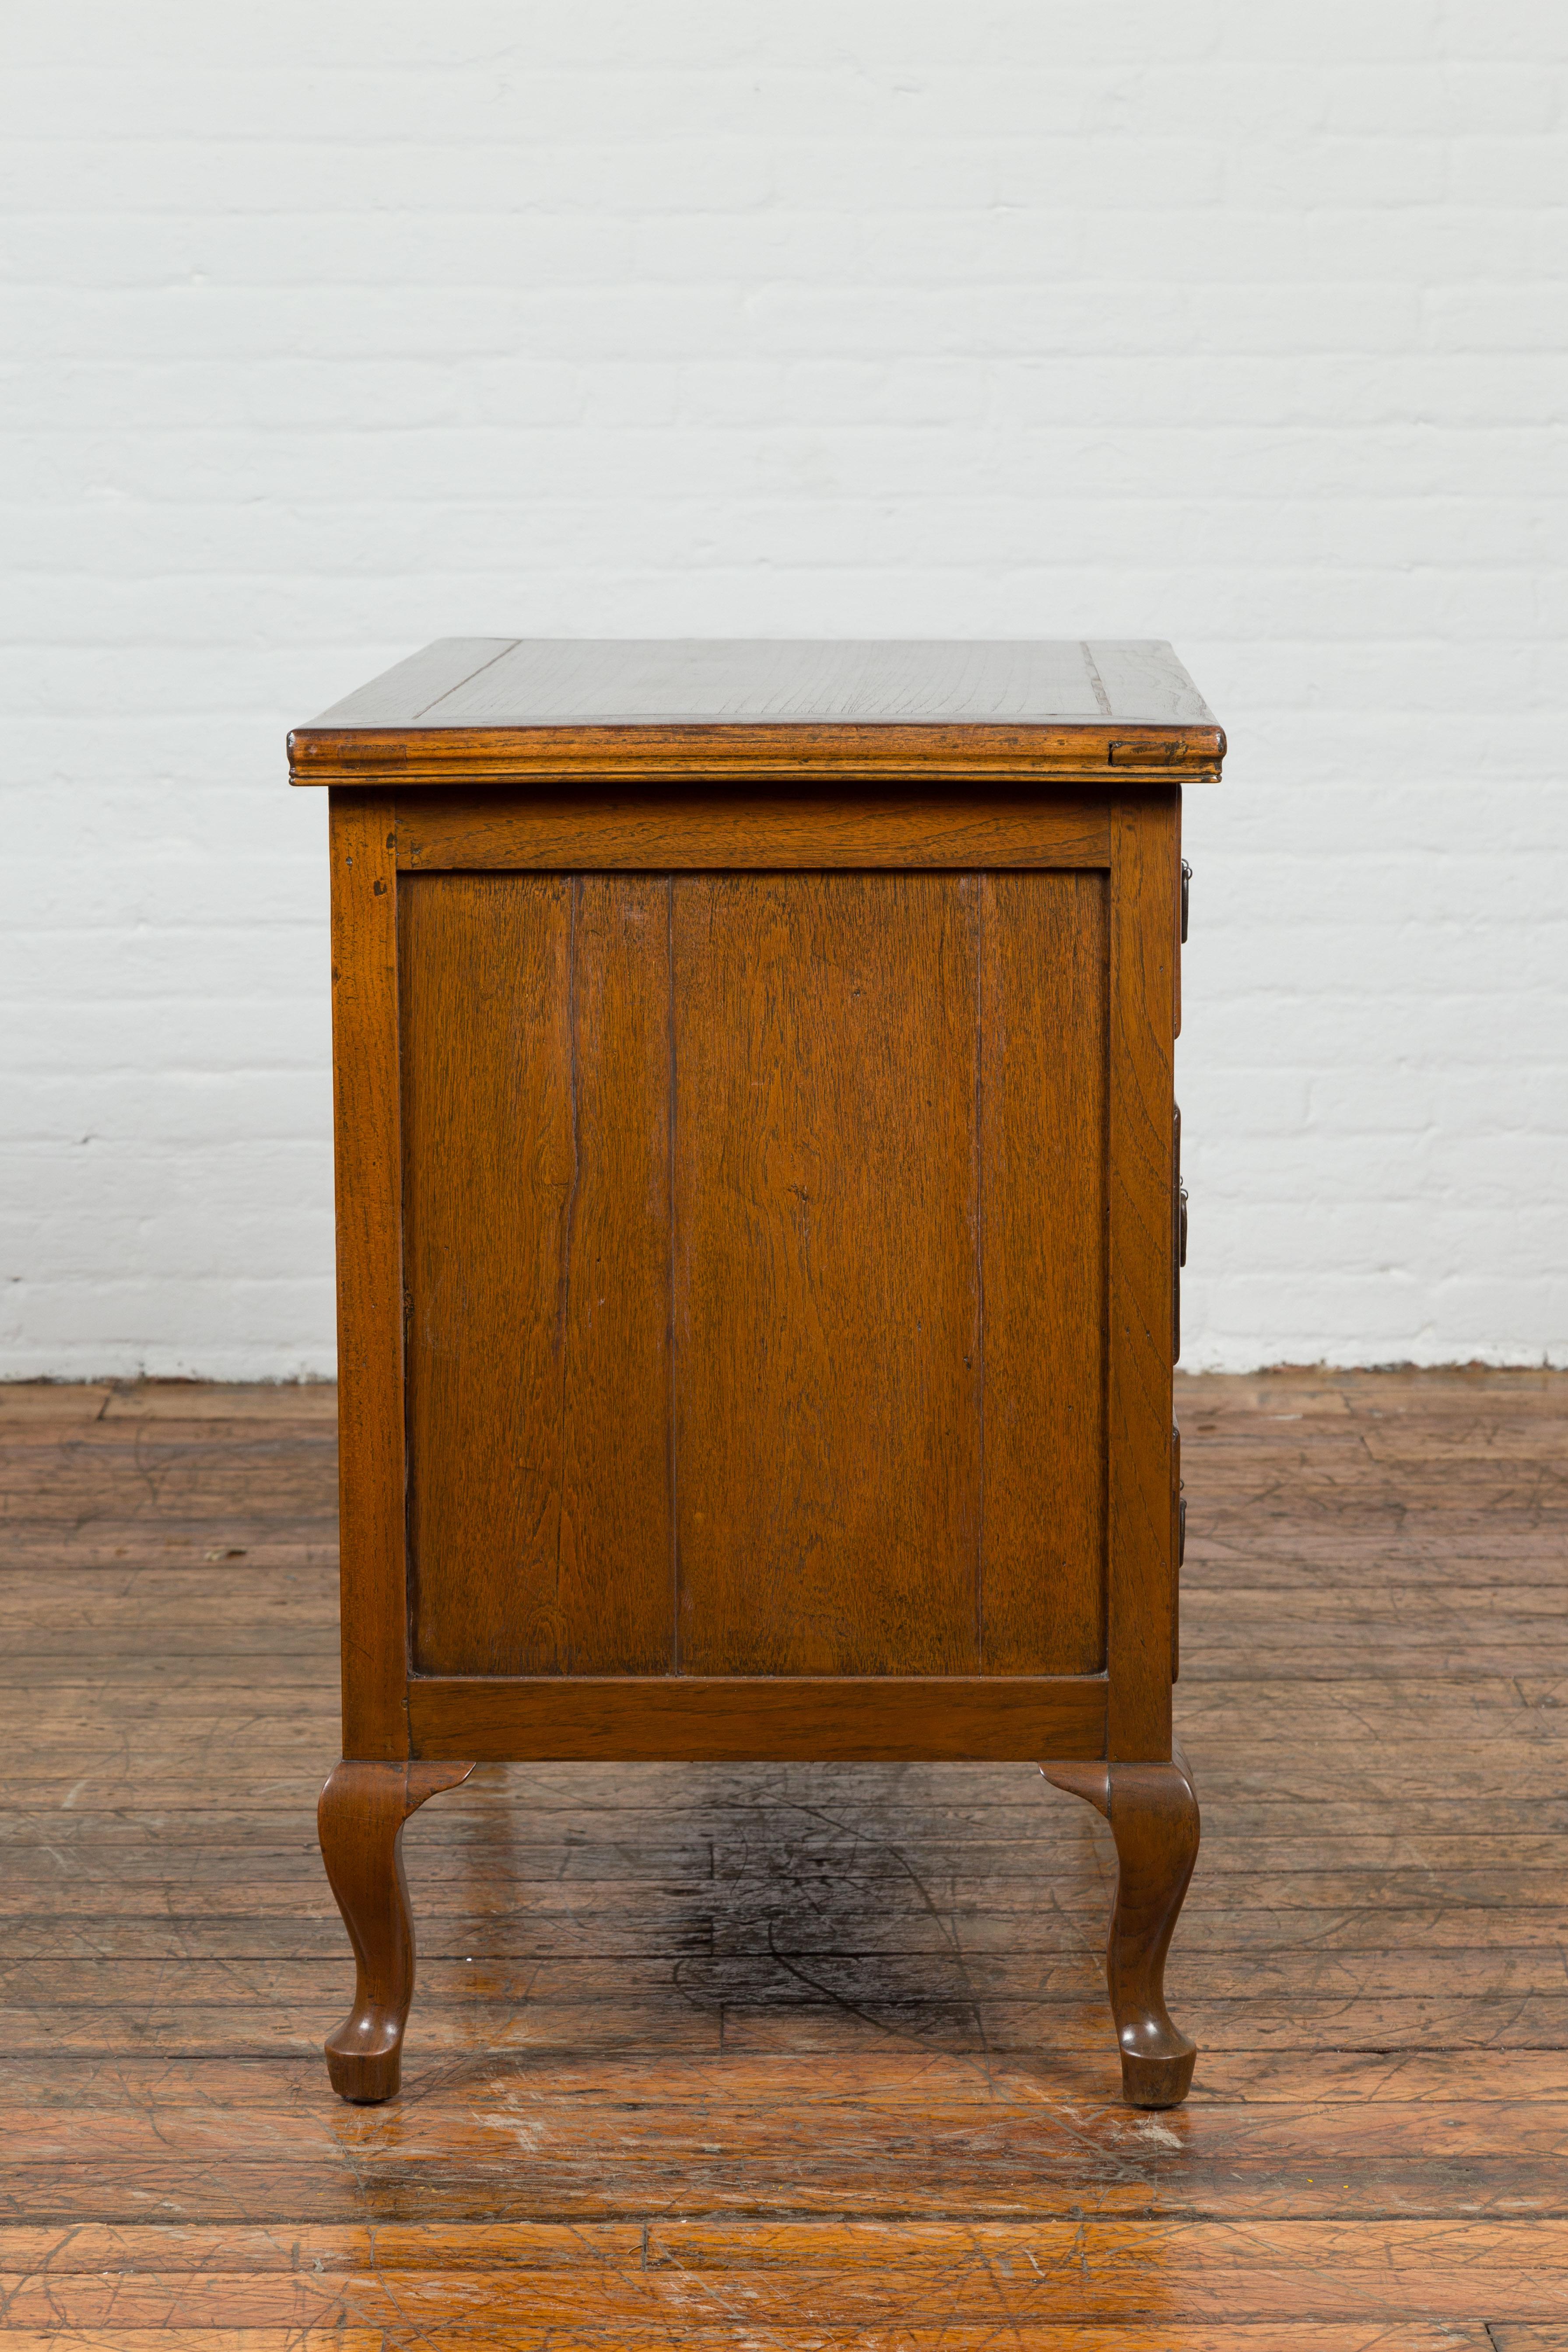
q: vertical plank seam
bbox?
[409,638,522,722]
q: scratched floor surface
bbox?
[1,1370,1566,2349]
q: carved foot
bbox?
[318,1758,475,2103]
[1042,1750,1200,2108]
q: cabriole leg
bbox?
[1042,1749,1200,2108]
[317,1758,475,2103]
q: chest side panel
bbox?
[672,871,983,1674]
[398,860,1108,1681]
[979,871,1108,1673]
[400,871,675,1675]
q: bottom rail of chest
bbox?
[398,1671,1110,1762]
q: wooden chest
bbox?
[289,638,1225,2110]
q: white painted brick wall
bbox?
[2,1,1564,1377]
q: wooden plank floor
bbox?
[1,1369,1566,2350]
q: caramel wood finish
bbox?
[1106,793,1181,1760]
[298,719,1223,787]
[982,870,1108,1672]
[1044,1750,1201,2107]
[326,792,406,1759]
[316,1759,475,2102]
[396,865,1109,1686]
[408,1674,1108,1762]
[4,1371,1568,2345]
[300,638,1218,2111]
[669,868,1106,1678]
[400,873,674,1677]
[396,790,1113,871]
[673,870,982,1675]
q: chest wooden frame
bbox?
[293,639,1222,2115]
[331,782,1181,1767]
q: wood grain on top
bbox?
[301,639,1215,729]
[289,639,1224,785]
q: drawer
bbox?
[1171,1419,1186,1682]
[1172,1104,1186,1363]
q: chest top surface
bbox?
[289,639,1224,786]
